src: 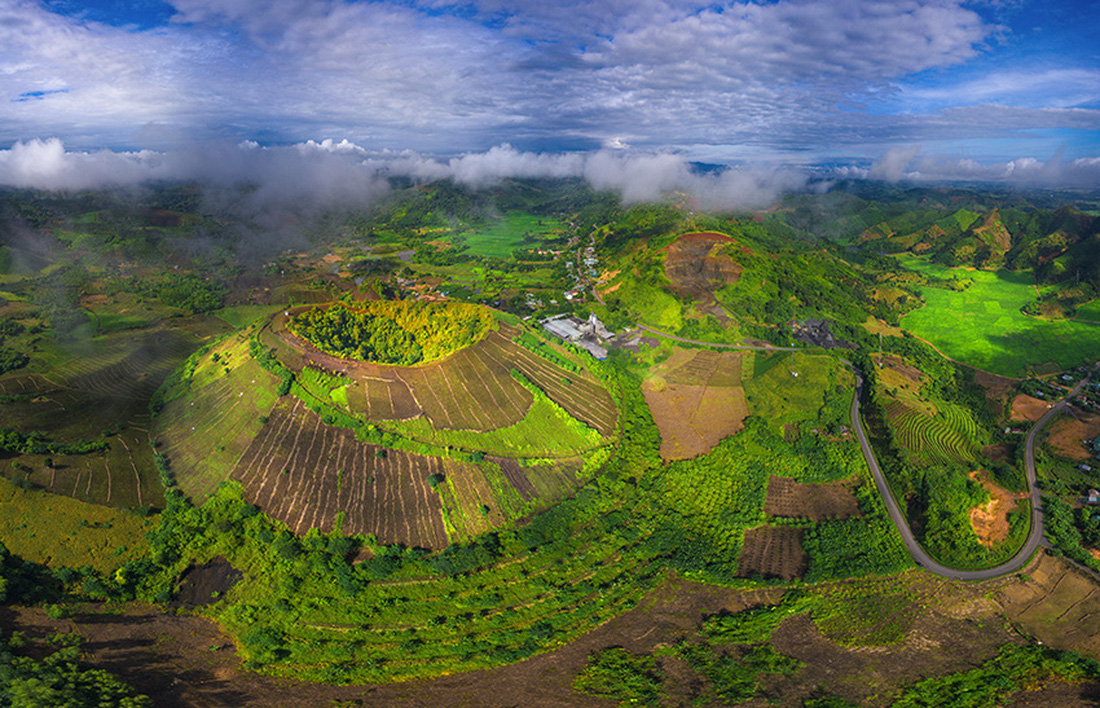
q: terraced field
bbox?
[399,331,534,431]
[887,401,980,465]
[158,307,618,546]
[1,324,222,508]
[232,398,451,547]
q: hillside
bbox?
[5,180,1100,703]
[154,302,617,547]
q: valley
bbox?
[4,179,1100,704]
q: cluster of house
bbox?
[541,313,613,359]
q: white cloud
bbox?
[0,139,807,209]
[868,146,921,182]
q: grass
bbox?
[898,255,1100,376]
[381,389,605,457]
[156,352,281,501]
[0,475,152,575]
[217,305,281,329]
[745,353,852,428]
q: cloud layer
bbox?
[0,139,815,210]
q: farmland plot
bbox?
[643,348,749,460]
[344,366,421,421]
[482,330,618,436]
[764,476,861,521]
[736,526,807,580]
[886,401,979,465]
[492,456,582,502]
[398,333,533,430]
[157,358,280,502]
[232,398,450,548]
[436,458,528,543]
[1,326,212,508]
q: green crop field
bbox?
[454,212,566,259]
[898,256,1100,376]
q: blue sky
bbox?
[0,0,1098,190]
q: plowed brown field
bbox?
[643,348,748,460]
[232,398,449,548]
[763,476,861,521]
[736,526,806,580]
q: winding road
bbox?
[628,322,1099,580]
[851,364,1099,581]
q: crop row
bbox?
[888,402,978,465]
[233,398,451,548]
[482,333,618,436]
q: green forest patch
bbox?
[288,300,495,365]
[898,256,1100,376]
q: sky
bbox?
[0,0,1098,195]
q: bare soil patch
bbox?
[1047,410,1100,461]
[663,232,742,301]
[998,552,1100,660]
[642,381,747,460]
[764,476,861,521]
[736,526,807,580]
[643,348,748,460]
[174,556,243,609]
[1011,394,1052,422]
[968,470,1027,547]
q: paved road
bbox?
[850,364,1099,581]
[633,324,798,352]
[636,321,1098,580]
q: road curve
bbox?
[636,321,1095,579]
[850,364,1098,581]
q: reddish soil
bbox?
[1047,410,1100,461]
[663,232,742,301]
[736,526,807,580]
[968,470,1027,547]
[1010,394,1052,422]
[763,476,861,521]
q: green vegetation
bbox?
[898,255,1100,376]
[893,643,1100,706]
[289,300,495,364]
[0,631,152,707]
[382,386,603,456]
[0,476,151,575]
[6,180,1100,702]
[573,647,664,706]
